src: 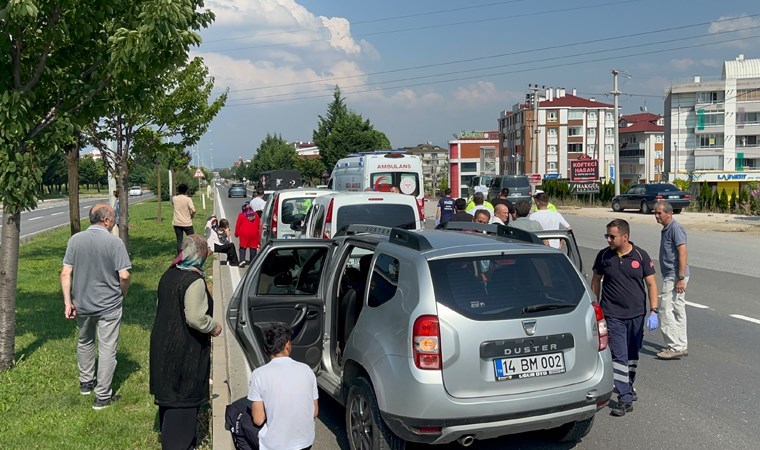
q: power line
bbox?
[221,13,760,95]
[226,24,760,103]
[225,32,760,107]
[204,0,531,43]
[198,0,643,54]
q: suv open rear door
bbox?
[226,240,335,370]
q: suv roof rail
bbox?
[443,221,543,245]
[389,228,433,251]
[336,224,393,237]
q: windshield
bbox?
[504,177,530,189]
[370,172,421,196]
[336,204,417,231]
[428,253,585,320]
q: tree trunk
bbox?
[0,210,21,371]
[65,140,81,235]
[117,153,130,252]
[156,162,163,223]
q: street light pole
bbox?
[612,69,621,196]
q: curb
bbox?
[211,258,234,450]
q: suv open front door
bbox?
[531,229,583,273]
[226,241,334,371]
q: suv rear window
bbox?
[336,204,416,231]
[370,172,420,196]
[428,253,585,320]
[280,197,313,224]
[502,176,530,189]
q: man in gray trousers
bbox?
[61,203,131,409]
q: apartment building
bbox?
[499,88,616,181]
[447,131,500,198]
[664,54,760,193]
[404,143,449,194]
[618,113,665,183]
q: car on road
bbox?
[128,186,142,196]
[228,183,247,198]
[611,183,691,214]
[227,223,612,449]
[487,175,532,204]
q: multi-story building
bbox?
[499,88,616,181]
[664,54,760,193]
[618,113,665,183]
[447,131,500,198]
[404,143,448,195]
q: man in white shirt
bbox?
[248,323,318,450]
[529,192,571,248]
[249,188,267,213]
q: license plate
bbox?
[668,195,680,199]
[494,352,566,381]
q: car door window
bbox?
[368,254,400,307]
[255,248,328,295]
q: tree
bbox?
[250,133,297,175]
[0,1,215,371]
[296,158,327,185]
[314,86,391,171]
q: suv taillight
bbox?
[416,198,425,221]
[323,199,334,239]
[592,301,608,351]
[413,315,441,370]
[271,194,279,235]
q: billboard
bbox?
[570,158,599,182]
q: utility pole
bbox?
[528,84,544,178]
[612,69,621,196]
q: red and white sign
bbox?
[528,173,542,185]
[193,168,205,178]
[570,159,599,182]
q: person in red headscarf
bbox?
[235,202,261,267]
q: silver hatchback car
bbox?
[228,224,612,448]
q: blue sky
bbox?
[192,0,760,168]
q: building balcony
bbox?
[736,123,760,135]
[620,142,645,150]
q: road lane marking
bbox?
[686,301,710,309]
[730,314,760,325]
[51,212,64,216]
[28,217,42,221]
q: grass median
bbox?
[0,195,215,450]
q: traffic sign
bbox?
[528,173,542,185]
[193,168,205,178]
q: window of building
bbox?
[461,162,477,172]
[568,143,583,153]
[547,111,558,122]
[368,254,399,307]
[698,111,724,127]
[694,155,723,170]
[588,111,597,121]
[698,134,724,148]
[605,144,614,154]
[737,89,760,102]
[587,128,596,138]
[547,161,558,172]
[547,128,558,138]
[605,112,614,121]
[605,128,614,137]
[738,112,760,125]
[568,127,582,136]
[698,91,719,103]
[568,110,584,120]
[587,144,596,155]
[548,145,558,156]
[655,135,663,143]
[739,136,758,147]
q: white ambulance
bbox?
[327,151,426,219]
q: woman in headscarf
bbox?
[150,234,222,450]
[234,202,261,265]
[205,215,241,267]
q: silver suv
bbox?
[227,224,612,448]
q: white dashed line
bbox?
[51,212,64,216]
[730,314,760,325]
[28,217,42,221]
[686,301,710,309]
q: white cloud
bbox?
[670,58,694,71]
[451,81,520,109]
[707,13,760,48]
[700,58,721,68]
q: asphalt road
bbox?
[218,192,759,450]
[0,193,154,242]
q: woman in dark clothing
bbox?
[150,234,222,450]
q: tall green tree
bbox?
[0,0,214,372]
[250,133,298,176]
[314,86,391,171]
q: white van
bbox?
[298,192,424,240]
[328,151,425,220]
[259,188,336,243]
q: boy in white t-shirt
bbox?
[248,323,319,450]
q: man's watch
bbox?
[677,275,685,281]
[650,307,659,313]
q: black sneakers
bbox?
[93,394,122,410]
[80,380,96,395]
[610,402,633,417]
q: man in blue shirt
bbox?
[435,188,455,226]
[654,200,690,360]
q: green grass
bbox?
[0,195,214,450]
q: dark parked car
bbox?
[487,175,532,204]
[228,184,247,198]
[611,183,691,214]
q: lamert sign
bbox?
[570,158,599,181]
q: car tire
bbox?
[548,416,595,442]
[611,200,622,212]
[640,201,651,214]
[346,377,405,450]
[673,209,682,214]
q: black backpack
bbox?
[225,397,260,450]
